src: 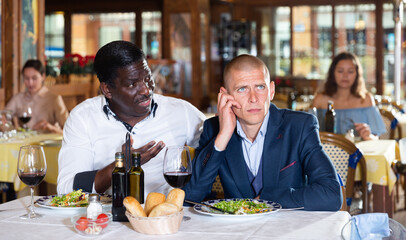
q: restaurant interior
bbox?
[1,0,406,238]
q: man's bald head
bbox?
[223,54,270,91]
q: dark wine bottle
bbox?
[325,100,336,133]
[112,152,127,221]
[127,152,144,204]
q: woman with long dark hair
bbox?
[311,52,385,140]
[5,59,68,133]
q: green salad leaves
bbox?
[50,189,88,207]
[213,199,271,214]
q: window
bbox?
[335,4,376,90]
[382,3,406,97]
[142,12,162,59]
[292,6,332,80]
[257,7,291,77]
[45,12,64,75]
[71,13,136,56]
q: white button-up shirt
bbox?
[57,94,205,199]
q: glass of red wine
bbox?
[163,146,192,188]
[163,146,192,221]
[17,145,47,219]
[17,105,32,130]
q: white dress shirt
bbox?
[57,94,205,199]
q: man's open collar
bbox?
[102,96,158,132]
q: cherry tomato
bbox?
[76,217,89,231]
[96,213,109,228]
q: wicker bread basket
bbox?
[125,209,183,235]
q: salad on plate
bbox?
[50,189,88,207]
[213,199,273,214]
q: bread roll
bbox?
[123,196,147,217]
[165,188,185,209]
[144,192,166,216]
[148,202,179,217]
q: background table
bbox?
[0,133,62,191]
[0,196,351,239]
[356,140,398,217]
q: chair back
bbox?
[212,176,224,199]
[319,132,368,213]
[375,95,405,114]
[379,109,402,140]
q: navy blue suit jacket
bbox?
[184,103,342,211]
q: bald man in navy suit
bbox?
[184,54,342,211]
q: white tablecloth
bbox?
[0,196,351,239]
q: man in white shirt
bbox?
[57,41,205,197]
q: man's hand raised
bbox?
[214,87,241,151]
[121,137,165,166]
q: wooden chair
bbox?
[377,109,403,209]
[211,175,224,199]
[394,137,406,210]
[379,108,402,140]
[188,147,224,200]
[320,132,368,213]
[375,95,405,114]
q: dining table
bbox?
[355,139,398,217]
[0,196,351,239]
[0,132,62,192]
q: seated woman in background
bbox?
[5,59,69,134]
[311,52,386,140]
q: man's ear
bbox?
[269,81,275,100]
[100,82,112,99]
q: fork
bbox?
[185,199,235,214]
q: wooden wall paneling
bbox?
[1,0,3,107]
[64,11,71,55]
[37,0,45,64]
[47,83,91,111]
[192,0,202,107]
[200,0,213,105]
[0,89,4,109]
[375,0,384,95]
[45,0,162,13]
[135,10,142,47]
[4,0,19,104]
[17,0,21,93]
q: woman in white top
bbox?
[311,52,386,140]
[5,59,69,133]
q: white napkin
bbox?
[352,213,390,239]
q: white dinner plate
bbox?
[35,194,111,211]
[193,198,281,218]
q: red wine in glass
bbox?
[18,116,32,124]
[163,146,192,221]
[19,172,46,186]
[164,172,192,188]
[17,145,47,219]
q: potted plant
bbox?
[59,53,95,83]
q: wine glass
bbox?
[17,145,47,219]
[17,105,32,130]
[163,146,192,220]
[163,146,192,188]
